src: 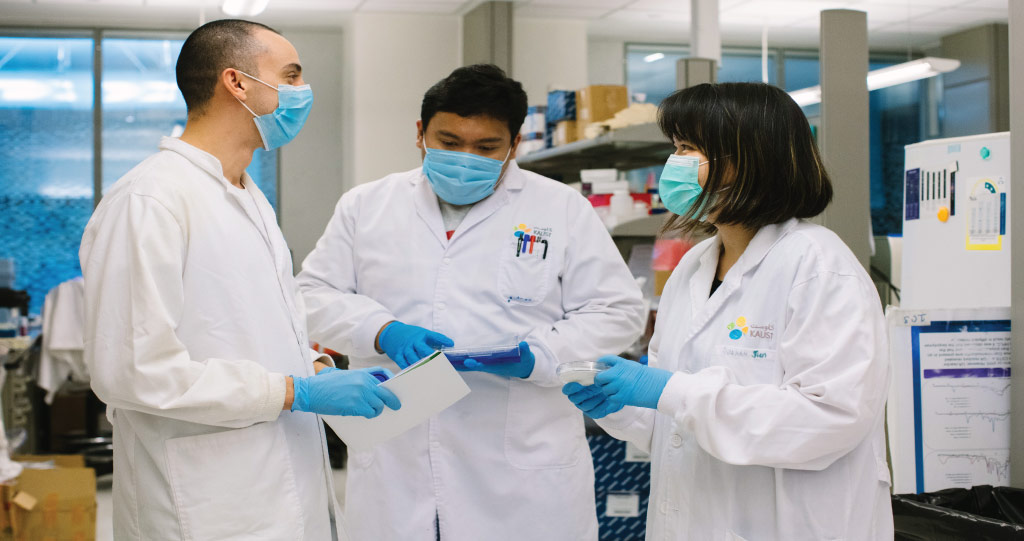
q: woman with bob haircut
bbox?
[563,82,893,540]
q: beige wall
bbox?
[512,18,588,106]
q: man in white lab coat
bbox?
[80,20,399,541]
[297,64,646,540]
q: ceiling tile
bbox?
[514,4,613,18]
[603,8,689,22]
[525,0,629,7]
[33,0,144,4]
[360,1,464,14]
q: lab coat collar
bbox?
[158,136,257,193]
[159,137,279,269]
[683,218,800,344]
[410,161,526,247]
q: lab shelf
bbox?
[516,123,672,177]
[608,213,668,238]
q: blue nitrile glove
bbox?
[460,341,535,379]
[379,321,455,369]
[562,382,625,419]
[593,356,673,410]
[291,367,400,418]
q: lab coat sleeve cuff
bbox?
[310,349,335,368]
[596,404,649,432]
[656,372,691,418]
[259,372,287,422]
[352,312,398,358]
[523,337,561,387]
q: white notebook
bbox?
[321,352,471,449]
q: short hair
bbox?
[421,64,528,141]
[657,82,833,236]
[176,19,279,116]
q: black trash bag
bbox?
[893,486,1024,541]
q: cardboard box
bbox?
[1,455,96,541]
[553,120,578,147]
[575,85,628,140]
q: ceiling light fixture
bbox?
[788,57,960,107]
[644,53,665,63]
[222,0,270,17]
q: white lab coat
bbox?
[598,218,893,540]
[297,163,646,540]
[40,277,88,403]
[79,137,346,541]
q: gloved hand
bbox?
[562,382,624,419]
[291,367,400,418]
[593,356,673,410]
[378,321,455,369]
[459,341,535,379]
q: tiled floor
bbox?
[95,469,348,539]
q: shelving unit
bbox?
[518,123,674,253]
[516,123,672,179]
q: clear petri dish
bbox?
[556,360,612,386]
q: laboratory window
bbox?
[0,33,279,315]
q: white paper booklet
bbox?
[321,352,470,449]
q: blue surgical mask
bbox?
[235,70,313,151]
[422,145,512,205]
[659,154,709,218]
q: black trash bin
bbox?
[893,485,1024,540]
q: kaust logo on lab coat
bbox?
[727,316,774,340]
[513,223,551,259]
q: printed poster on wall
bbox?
[887,307,1011,494]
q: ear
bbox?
[221,68,249,101]
[415,120,425,150]
[510,132,522,157]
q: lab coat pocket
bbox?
[497,235,553,306]
[504,380,583,469]
[165,422,304,541]
[712,345,782,386]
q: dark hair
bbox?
[657,82,833,236]
[421,64,528,141]
[176,19,279,116]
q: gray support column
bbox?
[462,1,513,72]
[1009,0,1024,490]
[690,0,721,65]
[818,9,871,269]
[676,58,717,89]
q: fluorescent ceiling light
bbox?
[644,53,665,63]
[222,0,270,16]
[788,57,960,107]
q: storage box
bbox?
[0,455,96,541]
[546,90,577,124]
[576,85,628,140]
[553,120,578,147]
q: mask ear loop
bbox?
[494,143,515,185]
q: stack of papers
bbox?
[321,352,470,449]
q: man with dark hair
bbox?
[80,19,394,540]
[297,64,645,539]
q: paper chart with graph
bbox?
[888,307,1011,493]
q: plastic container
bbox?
[442,342,522,369]
[556,360,612,385]
[366,368,391,383]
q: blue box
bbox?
[588,433,650,540]
[547,90,577,124]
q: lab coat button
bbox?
[436,302,446,310]
[443,258,452,265]
[659,501,669,514]
[670,434,683,447]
